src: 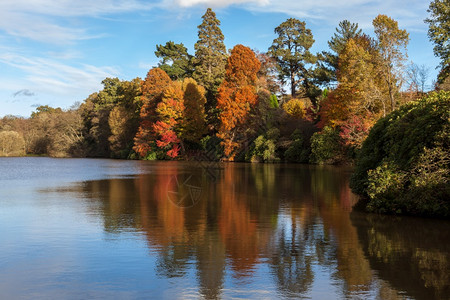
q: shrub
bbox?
[246,128,280,163]
[269,94,279,108]
[350,91,450,217]
[283,98,306,119]
[310,126,343,164]
[284,129,310,163]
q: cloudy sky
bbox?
[0,0,438,117]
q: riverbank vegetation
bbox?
[2,3,446,161]
[1,1,449,217]
[350,91,449,217]
[1,2,448,160]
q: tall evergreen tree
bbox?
[193,8,227,105]
[268,18,318,102]
[316,20,362,85]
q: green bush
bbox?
[269,94,279,108]
[284,129,310,163]
[246,128,280,163]
[350,91,450,217]
[201,135,224,161]
[310,126,343,164]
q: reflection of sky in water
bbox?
[0,158,449,299]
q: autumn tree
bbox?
[0,131,25,156]
[133,68,172,158]
[255,51,281,95]
[193,8,227,104]
[216,45,261,160]
[181,78,207,144]
[317,20,362,84]
[319,36,385,149]
[268,18,318,102]
[425,0,450,84]
[106,78,142,158]
[338,37,386,117]
[154,81,185,158]
[26,105,84,157]
[373,14,409,112]
[155,41,194,80]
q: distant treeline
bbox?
[1,3,449,164]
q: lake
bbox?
[0,157,449,299]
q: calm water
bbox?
[0,157,449,299]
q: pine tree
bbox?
[155,41,194,80]
[193,8,227,105]
[317,20,362,84]
[268,18,318,102]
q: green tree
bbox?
[79,78,141,157]
[317,20,362,84]
[193,8,227,103]
[350,91,450,217]
[155,41,194,80]
[373,14,409,112]
[425,0,450,83]
[268,18,318,102]
[107,78,142,158]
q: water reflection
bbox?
[75,162,449,299]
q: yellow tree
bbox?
[319,36,386,148]
[373,14,409,112]
[182,78,207,144]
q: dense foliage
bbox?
[350,91,450,217]
[1,4,446,183]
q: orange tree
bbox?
[154,81,185,158]
[133,68,171,158]
[216,45,261,160]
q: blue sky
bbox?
[0,0,439,117]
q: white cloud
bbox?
[0,12,91,44]
[252,0,430,30]
[168,0,429,31]
[0,52,119,96]
[0,0,159,44]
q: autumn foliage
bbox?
[216,45,261,160]
[133,68,207,159]
[134,68,172,158]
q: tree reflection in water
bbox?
[78,162,449,299]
